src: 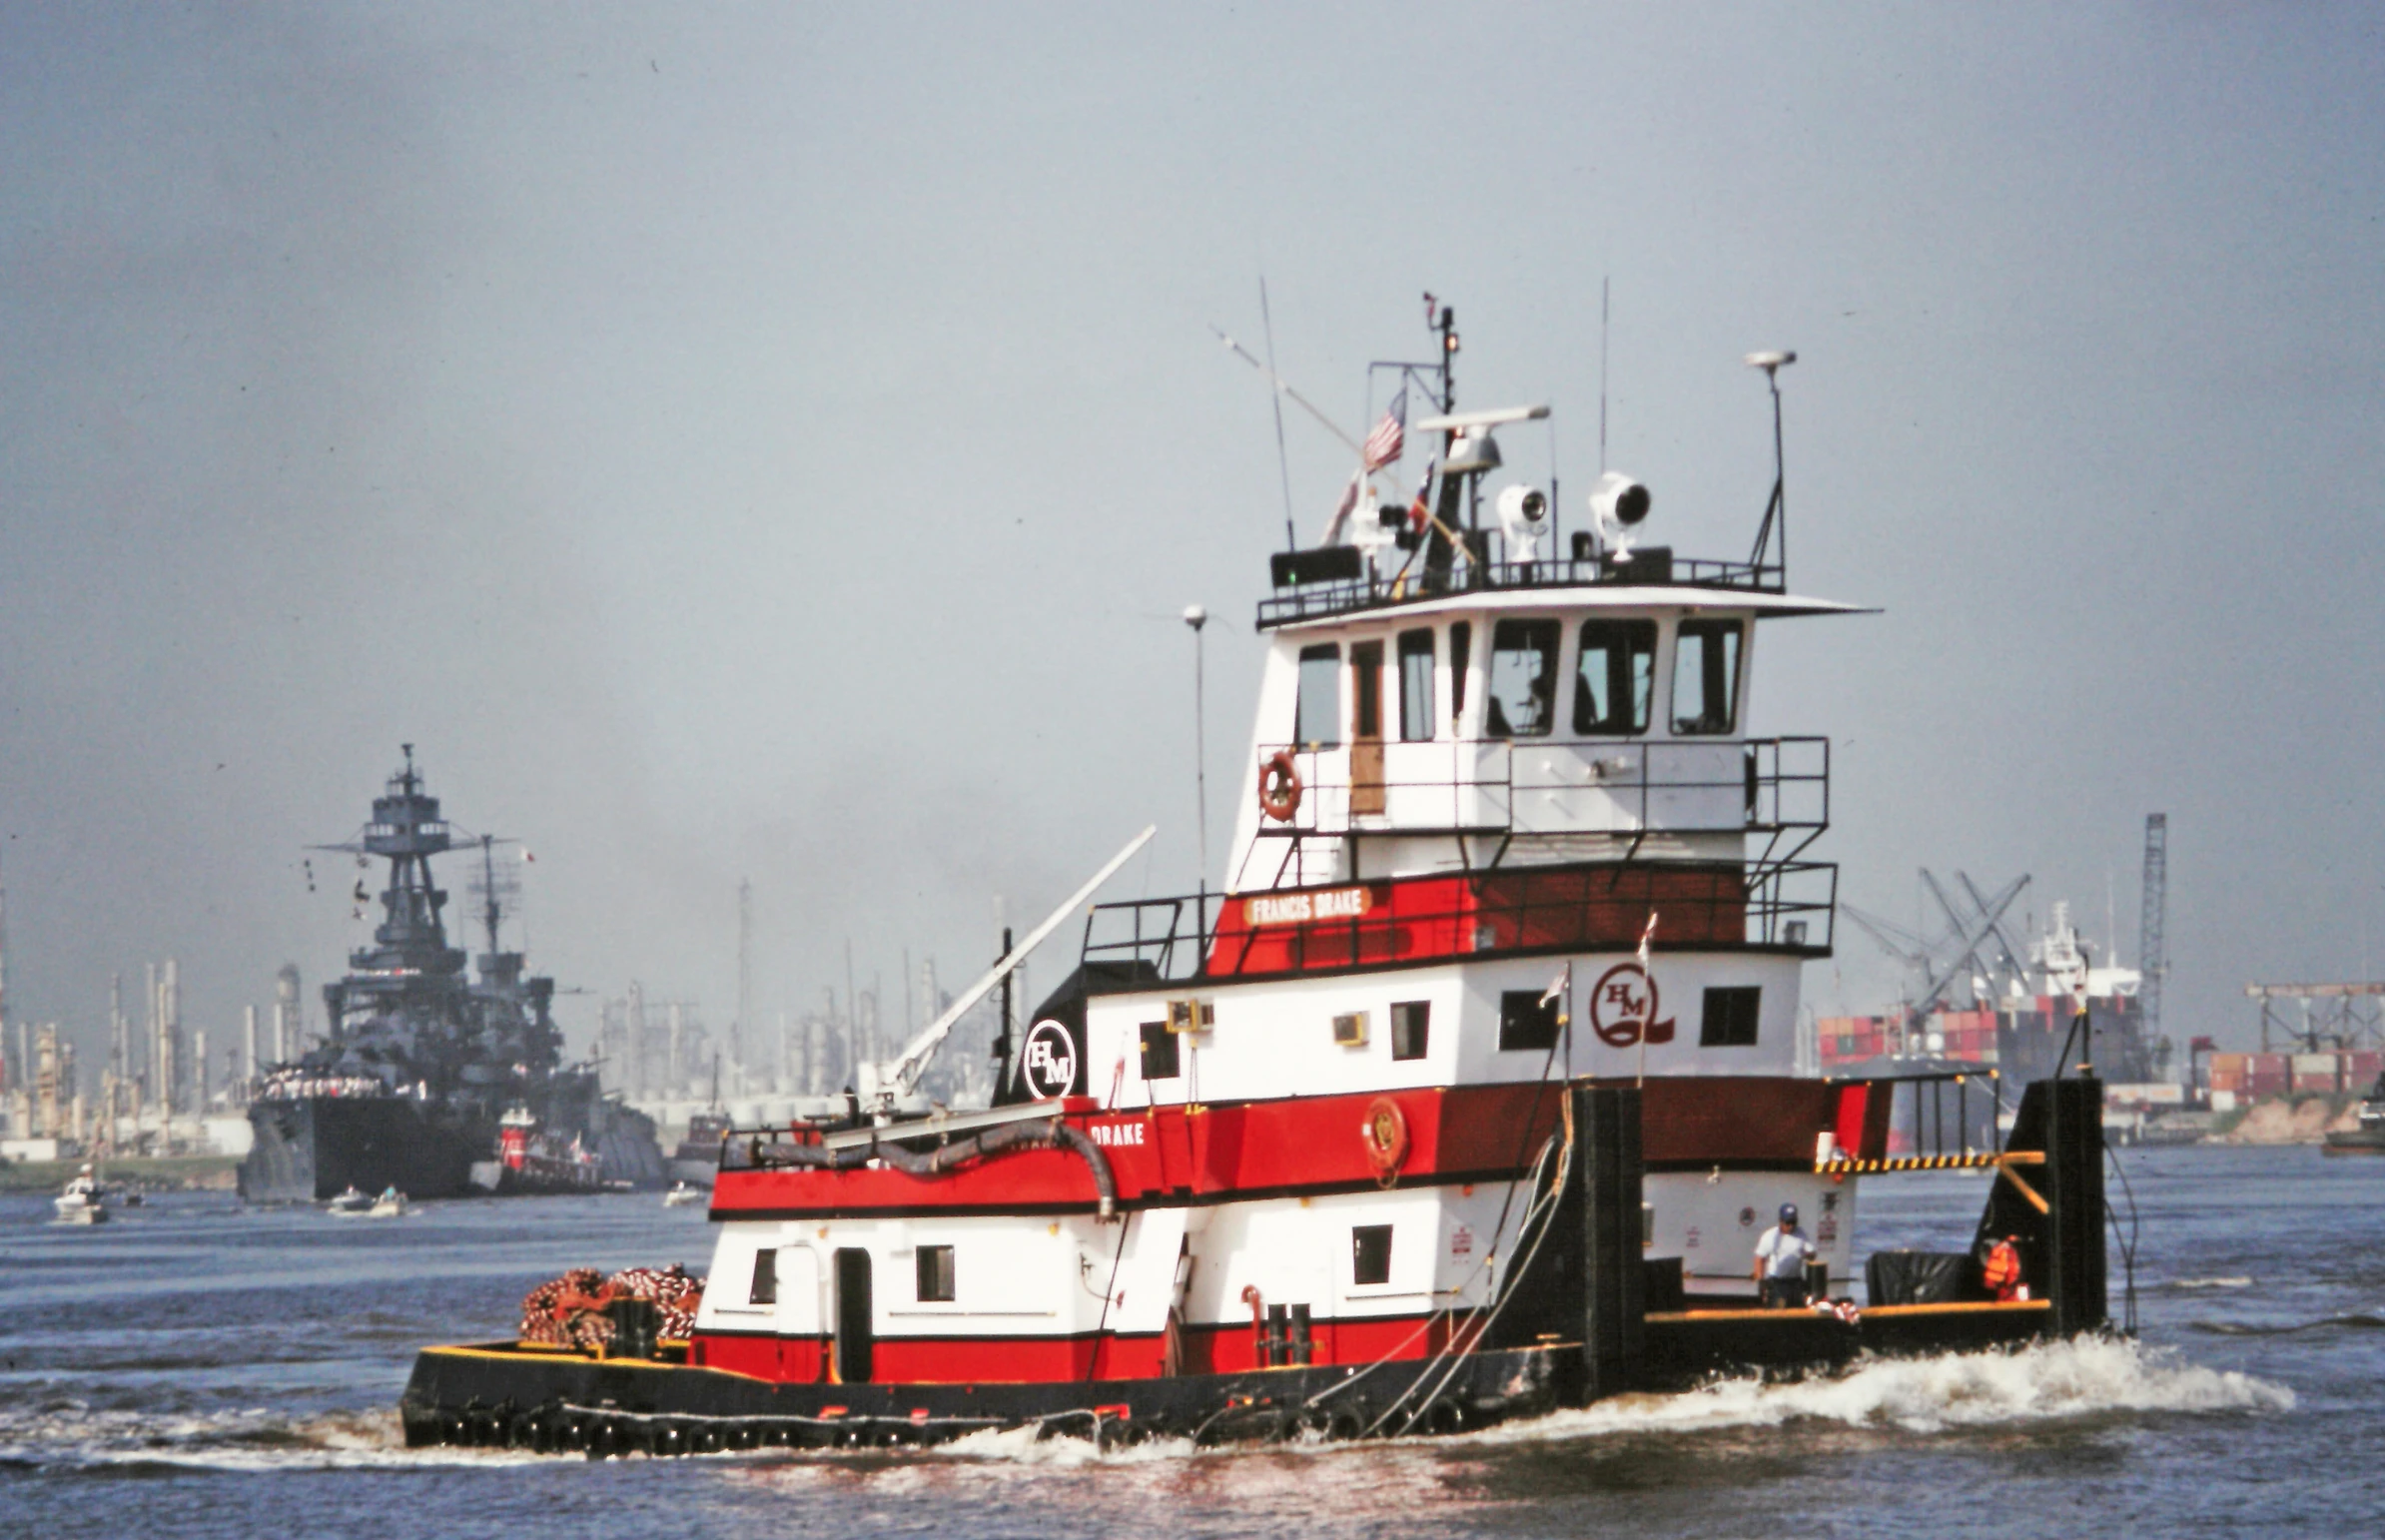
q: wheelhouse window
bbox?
[1484,619,1560,739]
[1397,629,1436,742]
[1295,643,1341,748]
[1574,619,1657,736]
[1671,620,1744,736]
[916,1244,956,1303]
[1350,640,1384,738]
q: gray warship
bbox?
[239,749,665,1202]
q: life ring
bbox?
[1360,1096,1409,1179]
[1259,750,1303,822]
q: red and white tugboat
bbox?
[401,313,2114,1456]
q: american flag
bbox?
[1362,386,1407,471]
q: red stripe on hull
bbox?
[690,1312,1457,1385]
[711,1078,1868,1218]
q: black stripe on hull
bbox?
[400,1340,1569,1452]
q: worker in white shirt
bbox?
[1752,1202,1818,1307]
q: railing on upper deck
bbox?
[1081,857,1837,986]
[1256,553,1786,629]
[1247,737,1828,853]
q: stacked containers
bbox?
[2292,1053,2344,1094]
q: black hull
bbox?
[399,1300,2061,1456]
[240,1092,668,1201]
[401,1341,1569,1452]
[241,1098,488,1203]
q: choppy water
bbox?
[1,1145,2376,1538]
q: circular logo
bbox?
[1021,1019,1079,1100]
[1590,962,1660,1048]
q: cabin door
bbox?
[772,1243,822,1335]
[1350,640,1386,816]
[832,1247,874,1382]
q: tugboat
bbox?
[400,312,2117,1454]
[2324,1071,2385,1155]
[241,751,667,1202]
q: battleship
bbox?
[239,750,665,1202]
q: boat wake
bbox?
[0,1405,527,1473]
[1469,1335,2291,1443]
[748,1337,2294,1480]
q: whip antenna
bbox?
[1259,278,1297,551]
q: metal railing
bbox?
[1080,858,1838,985]
[1257,554,1786,629]
[1245,737,1827,847]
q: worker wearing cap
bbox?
[1752,1202,1818,1307]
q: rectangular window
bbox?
[1672,620,1744,736]
[1574,619,1658,735]
[1350,640,1383,739]
[1699,986,1762,1048]
[1295,643,1342,748]
[1397,629,1436,742]
[749,1247,778,1305]
[1390,1000,1430,1061]
[1484,619,1560,738]
[1449,621,1470,725]
[915,1243,956,1303]
[1499,989,1561,1052]
[1351,1224,1393,1286]
[1140,1020,1180,1080]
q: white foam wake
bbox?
[1471,1335,2293,1443]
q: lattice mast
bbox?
[2137,814,2168,1045]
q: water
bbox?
[1,1146,2376,1538]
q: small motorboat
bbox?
[662,1182,704,1208]
[369,1187,410,1217]
[54,1166,110,1225]
[326,1186,374,1215]
[2325,1072,2385,1156]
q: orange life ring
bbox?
[1259,750,1303,823]
[1360,1096,1409,1179]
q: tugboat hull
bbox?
[398,1297,2065,1456]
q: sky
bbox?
[2,2,2381,1085]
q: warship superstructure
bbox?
[239,750,664,1202]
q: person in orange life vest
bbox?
[1752,1202,1817,1307]
[1983,1234,2025,1301]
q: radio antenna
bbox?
[1259,278,1297,551]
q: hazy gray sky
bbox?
[3,4,2380,1073]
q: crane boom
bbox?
[876,826,1158,1100]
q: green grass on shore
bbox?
[0,1155,241,1192]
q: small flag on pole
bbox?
[1638,912,1675,1044]
[1539,968,1567,1008]
[1362,386,1407,471]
